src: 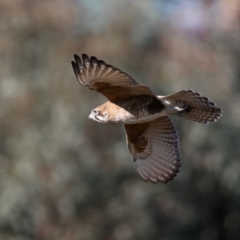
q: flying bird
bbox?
[71,54,222,183]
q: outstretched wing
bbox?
[71,54,155,102]
[124,117,181,183]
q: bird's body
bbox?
[91,96,168,124]
[71,54,222,183]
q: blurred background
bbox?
[0,0,239,239]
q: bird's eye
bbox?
[93,110,99,115]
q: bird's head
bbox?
[89,105,109,123]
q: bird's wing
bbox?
[71,54,155,102]
[124,117,181,183]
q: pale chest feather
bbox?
[106,96,166,124]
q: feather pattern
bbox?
[124,117,181,183]
[71,54,155,101]
[161,90,222,124]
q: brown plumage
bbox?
[71,54,223,183]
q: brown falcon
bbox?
[71,54,222,183]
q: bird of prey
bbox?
[71,54,222,183]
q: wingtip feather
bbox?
[71,61,80,79]
[82,53,90,64]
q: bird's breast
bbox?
[107,96,167,124]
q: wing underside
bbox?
[124,117,181,183]
[71,54,155,101]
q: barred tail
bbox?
[160,90,223,124]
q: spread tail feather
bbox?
[159,90,223,124]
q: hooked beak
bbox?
[88,113,93,120]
